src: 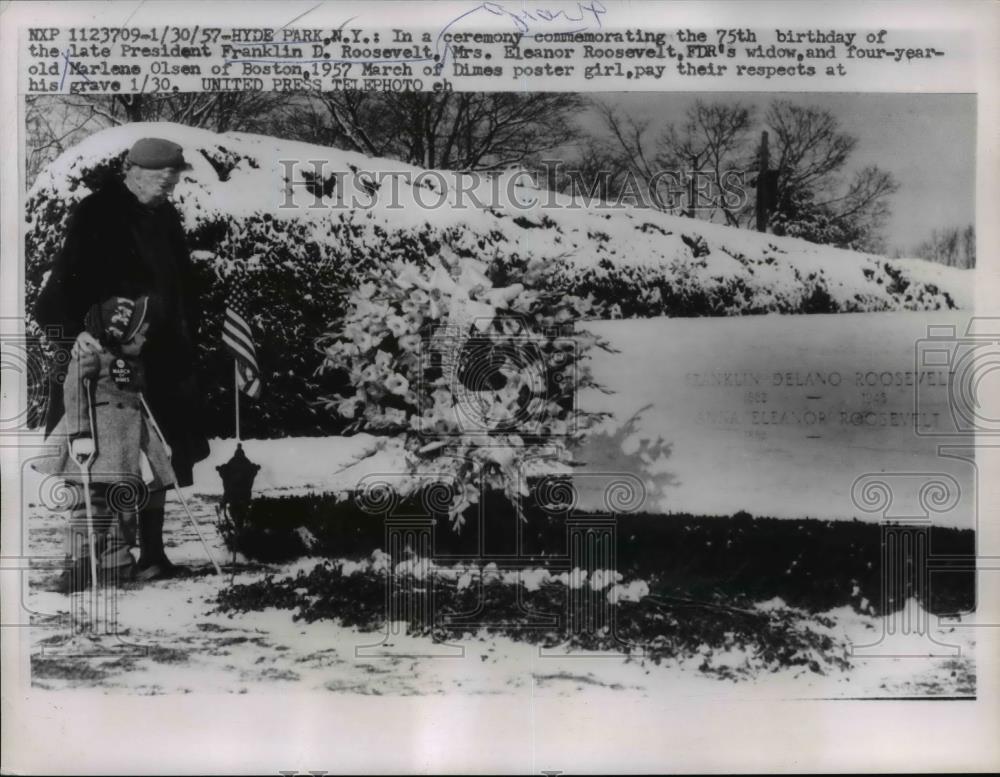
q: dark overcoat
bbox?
[34,178,209,487]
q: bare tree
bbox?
[25,92,291,189]
[598,103,658,188]
[598,99,756,224]
[592,96,900,250]
[765,101,899,250]
[914,225,975,268]
[282,92,586,171]
[94,92,286,133]
[25,96,118,187]
[538,136,631,205]
[766,101,855,201]
[657,101,756,224]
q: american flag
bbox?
[222,286,262,398]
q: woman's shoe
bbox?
[98,562,136,587]
[135,560,191,581]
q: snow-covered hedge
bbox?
[25,123,972,438]
[524,246,959,317]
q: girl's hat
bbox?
[85,295,151,345]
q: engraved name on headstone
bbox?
[576,312,972,526]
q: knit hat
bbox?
[85,295,151,345]
[126,138,192,170]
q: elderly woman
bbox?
[35,137,210,581]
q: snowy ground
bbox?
[23,492,975,698]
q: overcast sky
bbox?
[585,93,975,255]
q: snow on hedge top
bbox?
[29,122,971,313]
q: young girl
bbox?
[40,295,176,592]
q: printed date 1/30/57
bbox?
[59,26,226,45]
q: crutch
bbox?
[72,378,100,603]
[137,392,223,575]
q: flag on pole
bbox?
[222,286,262,398]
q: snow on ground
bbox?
[192,434,407,498]
[24,501,975,697]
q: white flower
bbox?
[592,569,623,591]
[606,579,650,604]
[483,283,524,309]
[543,419,569,437]
[363,400,386,418]
[398,334,421,352]
[354,331,374,353]
[387,315,408,338]
[431,387,453,408]
[458,260,492,293]
[403,312,424,333]
[370,549,390,573]
[520,568,550,591]
[498,316,525,335]
[385,373,410,396]
[340,559,366,577]
[381,407,407,427]
[421,406,456,435]
[395,558,427,579]
[394,262,429,290]
[510,290,539,313]
[324,342,350,361]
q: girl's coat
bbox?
[36,349,175,491]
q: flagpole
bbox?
[234,359,241,442]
